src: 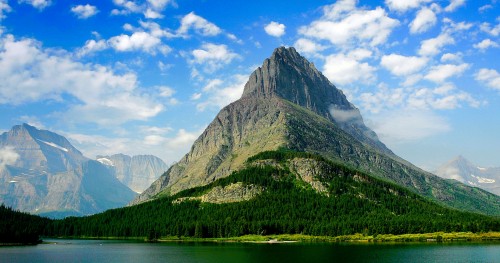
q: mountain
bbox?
[96,154,168,193]
[132,47,500,216]
[0,123,136,218]
[435,156,500,196]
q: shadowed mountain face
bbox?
[0,124,136,218]
[132,47,500,216]
[96,154,168,194]
[435,156,500,196]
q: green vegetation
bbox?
[45,150,499,239]
[0,204,50,245]
[3,150,499,242]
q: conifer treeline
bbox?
[44,151,500,238]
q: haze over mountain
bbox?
[0,124,136,218]
[96,154,168,193]
[132,47,500,216]
[435,156,500,196]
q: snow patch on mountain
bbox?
[36,139,69,152]
[97,157,114,166]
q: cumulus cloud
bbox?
[440,53,462,63]
[264,21,286,37]
[189,43,239,73]
[418,33,454,57]
[177,12,222,37]
[71,4,99,19]
[358,83,478,114]
[0,34,164,125]
[0,0,11,20]
[444,0,466,12]
[76,39,107,57]
[19,0,51,10]
[473,39,499,51]
[409,7,437,34]
[380,54,428,76]
[299,0,399,47]
[111,0,175,18]
[108,32,162,53]
[323,53,376,85]
[196,75,247,111]
[384,0,432,12]
[0,147,19,169]
[424,63,469,83]
[294,38,326,56]
[480,21,500,36]
[475,68,500,91]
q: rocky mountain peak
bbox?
[242,46,391,154]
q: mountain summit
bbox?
[133,47,500,216]
[242,47,389,153]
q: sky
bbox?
[0,0,499,171]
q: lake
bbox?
[1,239,499,263]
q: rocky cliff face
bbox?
[96,154,168,193]
[435,156,500,196]
[0,124,136,218]
[132,47,500,216]
[242,47,391,154]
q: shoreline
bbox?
[42,232,500,244]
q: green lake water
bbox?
[1,239,499,263]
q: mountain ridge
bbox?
[0,123,136,218]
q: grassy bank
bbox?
[150,232,500,243]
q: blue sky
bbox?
[0,0,499,171]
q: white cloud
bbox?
[480,21,500,36]
[380,54,428,76]
[369,109,450,143]
[323,53,376,85]
[299,0,399,47]
[473,39,499,51]
[108,31,163,54]
[144,8,162,19]
[475,68,500,91]
[191,93,202,100]
[76,39,107,57]
[409,7,437,34]
[0,146,19,169]
[294,38,326,55]
[189,43,239,73]
[444,0,466,12]
[0,0,11,20]
[358,82,478,114]
[147,0,175,10]
[384,0,432,12]
[71,4,99,19]
[177,12,222,37]
[196,75,247,111]
[19,0,51,10]
[264,21,286,37]
[479,5,493,13]
[424,63,469,83]
[0,34,164,125]
[418,33,454,57]
[440,53,461,63]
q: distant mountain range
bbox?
[96,154,168,193]
[435,156,500,196]
[0,124,164,218]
